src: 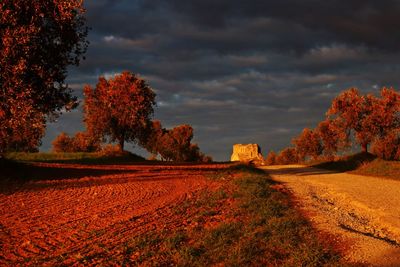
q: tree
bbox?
[367,87,400,138]
[326,88,375,152]
[371,130,400,160]
[141,121,211,162]
[52,131,101,152]
[1,98,46,152]
[84,71,156,151]
[52,132,73,152]
[0,0,88,153]
[276,147,299,165]
[265,151,277,165]
[316,119,344,156]
[292,128,323,160]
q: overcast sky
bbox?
[42,0,400,161]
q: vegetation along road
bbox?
[261,165,400,266]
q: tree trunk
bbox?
[361,143,368,153]
[119,138,124,151]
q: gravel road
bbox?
[261,165,400,266]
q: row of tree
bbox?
[0,1,210,162]
[52,72,211,162]
[265,87,400,164]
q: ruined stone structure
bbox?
[231,144,263,163]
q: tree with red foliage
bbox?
[326,88,376,152]
[367,87,400,138]
[157,125,195,161]
[316,119,344,156]
[276,147,299,165]
[371,130,400,160]
[141,121,211,162]
[84,71,156,151]
[0,0,88,153]
[292,128,323,160]
[52,131,100,153]
[265,151,277,165]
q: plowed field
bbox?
[0,163,227,266]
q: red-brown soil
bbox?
[0,163,229,266]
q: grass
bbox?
[311,152,400,181]
[4,151,146,164]
[311,152,376,172]
[98,164,354,266]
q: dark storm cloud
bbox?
[42,0,400,160]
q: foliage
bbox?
[141,121,212,162]
[276,147,299,164]
[371,130,400,160]
[317,119,343,155]
[0,0,88,153]
[52,132,100,153]
[264,151,277,165]
[0,99,46,153]
[84,71,156,150]
[292,127,323,160]
[326,87,400,153]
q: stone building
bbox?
[231,144,263,163]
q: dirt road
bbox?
[0,163,226,266]
[261,165,400,266]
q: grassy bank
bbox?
[91,165,351,266]
[312,152,400,181]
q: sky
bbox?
[42,0,400,161]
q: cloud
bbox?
[43,0,400,160]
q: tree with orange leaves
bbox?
[292,128,323,160]
[141,121,211,162]
[326,88,375,153]
[0,0,88,153]
[327,87,400,153]
[275,147,299,165]
[316,119,344,156]
[84,71,156,151]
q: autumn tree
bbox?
[276,147,299,165]
[52,131,101,152]
[367,87,400,138]
[265,151,277,165]
[1,99,46,153]
[292,128,323,160]
[141,121,211,162]
[316,119,344,156]
[371,130,400,160]
[326,88,376,152]
[84,71,156,151]
[0,0,88,153]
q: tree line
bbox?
[0,2,210,162]
[52,71,211,162]
[265,87,400,164]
